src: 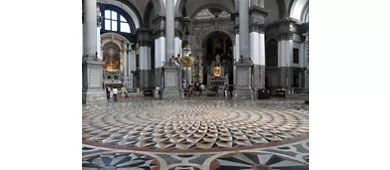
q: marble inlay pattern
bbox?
[82,99,309,169]
[83,100,308,152]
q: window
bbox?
[102,9,131,33]
[293,48,299,64]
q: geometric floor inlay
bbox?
[82,152,160,170]
[210,152,309,170]
[83,99,308,152]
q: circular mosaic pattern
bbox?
[82,100,308,152]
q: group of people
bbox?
[212,83,235,98]
[186,82,205,97]
[105,85,128,102]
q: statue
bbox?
[215,54,221,65]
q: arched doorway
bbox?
[201,31,234,85]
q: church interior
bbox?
[82,0,309,169]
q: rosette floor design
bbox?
[82,99,309,169]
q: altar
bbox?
[206,54,228,86]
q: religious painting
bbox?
[102,42,121,72]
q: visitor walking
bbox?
[112,87,118,102]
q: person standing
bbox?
[113,87,118,102]
[105,86,111,100]
[214,84,219,98]
[155,86,160,99]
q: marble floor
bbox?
[82,99,309,170]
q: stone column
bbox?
[129,44,136,89]
[303,32,309,89]
[231,12,240,86]
[136,28,153,92]
[234,0,253,99]
[82,0,106,104]
[153,15,166,88]
[123,43,133,89]
[162,0,181,99]
[97,2,102,60]
[249,6,269,95]
[275,19,298,93]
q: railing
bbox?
[290,88,309,94]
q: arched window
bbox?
[103,10,130,33]
[100,5,136,34]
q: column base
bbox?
[234,87,254,100]
[82,88,107,104]
[234,61,254,100]
[123,77,133,89]
[252,64,266,98]
[82,59,106,104]
[139,70,153,90]
[162,62,182,99]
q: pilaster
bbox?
[265,18,301,92]
[136,28,153,91]
[152,15,166,87]
[249,6,269,94]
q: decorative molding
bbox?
[265,18,301,41]
[249,22,266,33]
[154,28,166,39]
[152,15,166,39]
[97,2,102,27]
[249,6,269,34]
[174,28,183,39]
[230,12,239,34]
[82,52,102,62]
[135,28,153,47]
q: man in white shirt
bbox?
[112,87,118,102]
[155,86,160,99]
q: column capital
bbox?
[174,16,185,39]
[266,18,301,41]
[136,28,153,47]
[230,12,239,34]
[249,6,269,33]
[96,2,102,27]
[152,15,166,38]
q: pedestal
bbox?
[234,61,254,99]
[123,76,133,89]
[82,60,106,104]
[162,63,181,99]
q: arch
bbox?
[105,0,142,28]
[288,0,309,22]
[276,0,287,19]
[101,32,131,44]
[189,3,234,19]
[143,1,155,28]
[265,39,278,67]
[301,3,309,23]
[200,30,234,50]
[151,0,165,15]
[175,0,237,16]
